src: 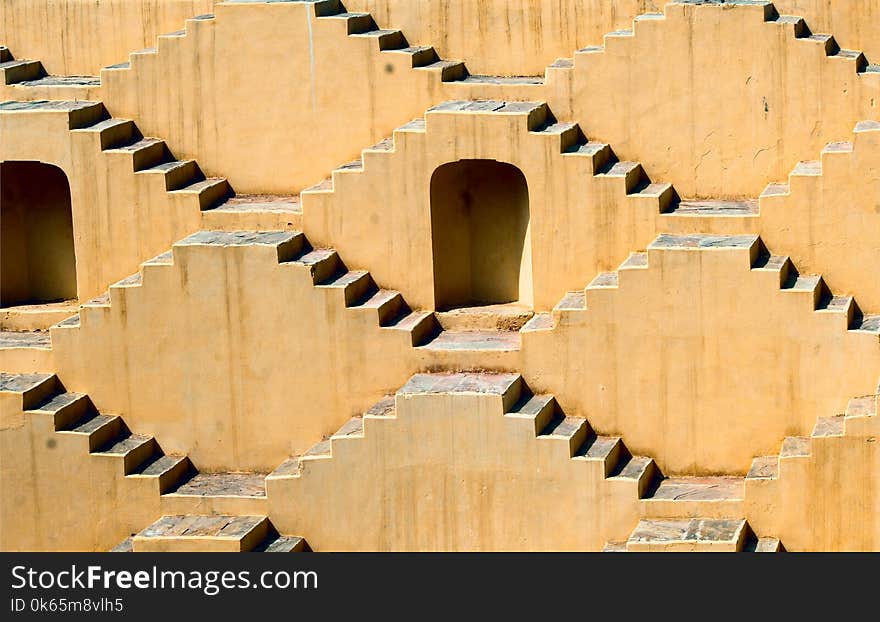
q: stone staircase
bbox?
[0,371,303,549]
[537,234,880,339]
[50,230,528,356]
[549,3,879,79]
[543,1,880,197]
[265,371,788,550]
[746,385,880,489]
[0,99,302,232]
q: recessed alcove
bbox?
[1,161,77,307]
[429,159,533,314]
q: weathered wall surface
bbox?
[49,232,519,472]
[344,0,880,75]
[522,235,880,475]
[99,3,483,194]
[757,121,880,311]
[745,389,880,551]
[303,101,661,311]
[0,101,217,303]
[545,1,879,197]
[268,374,642,551]
[4,1,877,78]
[0,0,217,75]
[7,2,868,199]
[0,378,160,551]
[649,120,880,313]
[343,0,659,75]
[47,230,879,476]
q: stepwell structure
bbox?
[0,0,877,552]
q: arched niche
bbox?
[1,161,77,306]
[430,159,533,310]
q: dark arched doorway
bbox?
[430,159,532,310]
[1,161,77,306]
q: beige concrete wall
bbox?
[100,3,469,194]
[267,375,641,551]
[745,389,880,551]
[545,1,879,198]
[48,228,878,476]
[0,0,217,75]
[0,384,160,551]
[51,1,874,199]
[303,101,663,311]
[95,3,539,195]
[758,121,880,311]
[344,0,880,75]
[0,102,208,302]
[49,232,518,472]
[522,235,880,475]
[646,121,880,313]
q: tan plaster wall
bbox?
[521,237,880,475]
[544,1,880,197]
[10,2,864,199]
[744,391,880,551]
[49,233,520,472]
[344,0,880,75]
[4,1,877,78]
[0,0,217,75]
[0,387,160,551]
[302,102,659,311]
[267,380,641,551]
[47,230,879,476]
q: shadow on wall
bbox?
[430,159,533,310]
[1,161,77,306]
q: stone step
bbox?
[668,199,759,216]
[640,477,745,519]
[131,515,270,552]
[625,518,750,552]
[0,300,79,331]
[167,472,267,498]
[434,303,534,332]
[420,329,521,352]
[0,330,51,350]
[0,372,58,410]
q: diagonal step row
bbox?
[49,230,525,354]
[746,383,880,486]
[532,234,880,338]
[0,372,294,539]
[267,371,777,549]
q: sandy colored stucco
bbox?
[39,231,879,476]
[0,378,163,551]
[0,0,878,552]
[0,0,217,75]
[744,388,880,551]
[267,374,643,551]
[3,2,867,199]
[3,1,878,78]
